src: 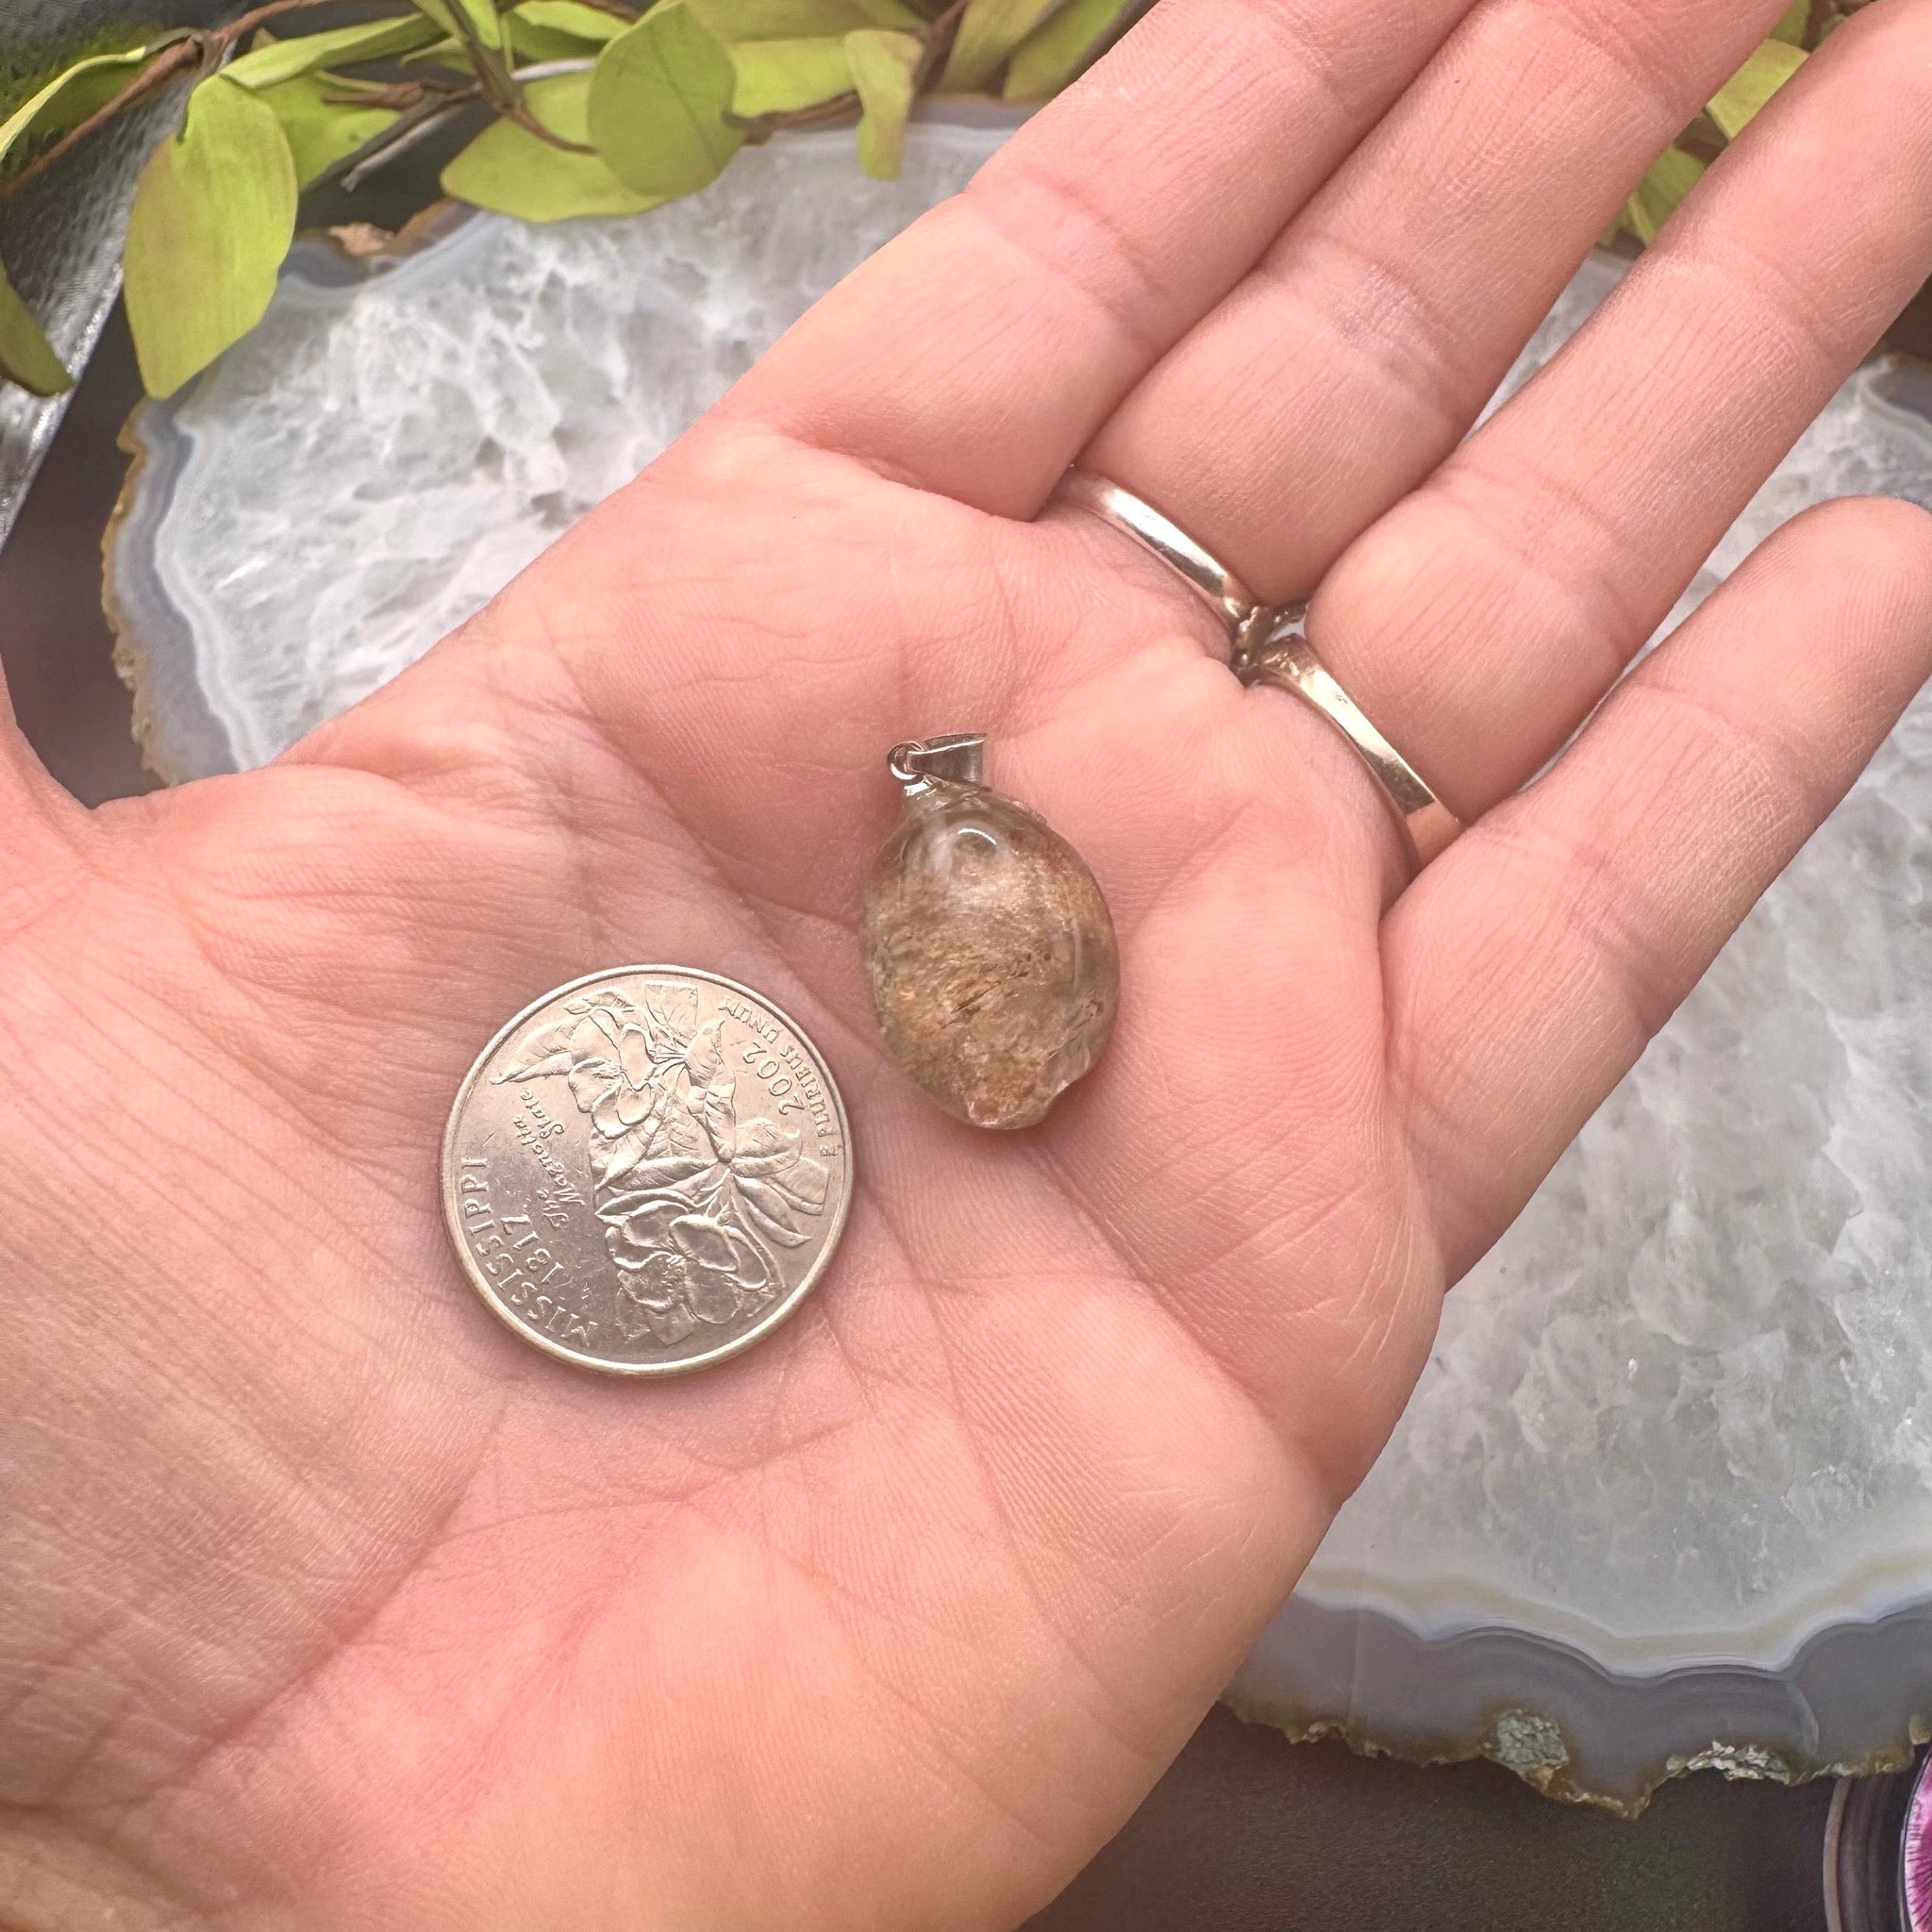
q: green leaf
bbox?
[443,70,657,216]
[728,36,852,114]
[0,47,152,162]
[411,0,465,39]
[1771,0,1810,44]
[846,28,917,177]
[1707,39,1805,138]
[1623,146,1705,246]
[941,0,1059,92]
[515,0,630,32]
[0,265,70,395]
[589,4,743,199]
[456,0,508,49]
[687,0,916,38]
[506,15,607,58]
[20,54,156,138]
[122,75,298,398]
[1004,0,1128,100]
[413,0,505,51]
[258,72,399,187]
[0,53,136,396]
[408,34,477,70]
[225,16,441,91]
[507,0,628,58]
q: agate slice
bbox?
[863,736,1118,1129]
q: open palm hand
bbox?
[8,2,1932,1925]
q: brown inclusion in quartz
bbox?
[863,748,1118,1130]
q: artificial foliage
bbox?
[0,0,1880,400]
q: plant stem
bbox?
[329,89,479,191]
[495,91,596,152]
[913,0,971,92]
[0,0,658,213]
[0,0,381,208]
[510,58,597,81]
[0,39,200,206]
[737,92,860,139]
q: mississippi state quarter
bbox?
[441,966,852,1375]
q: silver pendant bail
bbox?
[887,733,987,797]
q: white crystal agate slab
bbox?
[1236,259,1932,1807]
[1301,258,1932,1656]
[108,149,1932,1805]
[108,113,1022,779]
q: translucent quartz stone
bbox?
[863,778,1118,1129]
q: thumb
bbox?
[0,618,111,909]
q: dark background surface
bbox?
[1030,1706,1843,1932]
[0,287,1886,1932]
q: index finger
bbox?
[722,0,1480,515]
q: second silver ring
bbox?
[1050,468,1461,871]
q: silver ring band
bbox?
[1234,607,1461,868]
[1050,467,1461,872]
[1053,468,1262,636]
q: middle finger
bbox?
[1077,0,1792,596]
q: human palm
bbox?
[8,1,1932,1925]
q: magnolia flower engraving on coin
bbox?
[441,967,852,1374]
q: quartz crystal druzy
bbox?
[863,777,1118,1129]
[108,120,1022,776]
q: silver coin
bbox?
[441,966,852,1375]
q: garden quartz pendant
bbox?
[862,735,1119,1129]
